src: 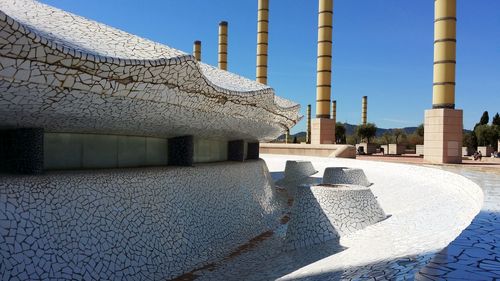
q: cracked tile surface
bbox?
[0,155,492,280]
[0,0,300,142]
[0,160,282,280]
[416,167,500,281]
[285,184,386,250]
[185,155,484,280]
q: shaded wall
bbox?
[0,160,281,280]
[44,133,168,170]
[43,133,243,170]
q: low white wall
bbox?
[260,143,356,158]
[477,146,494,157]
[388,143,406,155]
[0,160,281,280]
[356,143,377,154]
[416,144,424,156]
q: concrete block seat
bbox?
[388,144,406,155]
[477,146,494,157]
[275,161,319,193]
[322,167,372,187]
[356,143,377,155]
[282,160,318,181]
[285,184,386,250]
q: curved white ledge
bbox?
[262,155,483,280]
[0,0,300,141]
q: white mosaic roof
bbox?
[0,0,300,141]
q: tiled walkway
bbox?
[416,167,500,281]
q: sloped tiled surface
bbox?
[0,0,300,141]
[0,160,282,280]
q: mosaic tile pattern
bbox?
[336,167,500,281]
[0,128,44,174]
[0,155,490,280]
[187,155,483,280]
[0,160,282,280]
[0,0,300,141]
[275,157,483,280]
[282,161,318,182]
[415,167,500,281]
[285,184,386,250]
[322,167,372,187]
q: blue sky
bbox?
[40,0,500,132]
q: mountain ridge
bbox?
[277,123,471,141]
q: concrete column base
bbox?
[424,108,463,164]
[311,118,335,145]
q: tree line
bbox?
[335,123,424,148]
[464,111,500,151]
[281,111,499,150]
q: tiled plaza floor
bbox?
[357,154,500,170]
[416,167,500,281]
[338,166,500,281]
[187,156,497,280]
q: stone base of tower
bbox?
[424,108,463,164]
[311,118,335,145]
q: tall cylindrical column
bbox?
[218,21,228,70]
[362,96,367,125]
[315,0,333,118]
[331,100,337,124]
[193,40,201,62]
[256,0,269,84]
[433,0,456,109]
[306,104,311,144]
[285,129,290,144]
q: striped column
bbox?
[362,96,367,125]
[306,104,311,144]
[218,21,228,70]
[193,40,201,62]
[315,0,333,118]
[433,0,456,109]
[331,100,337,124]
[256,0,269,84]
